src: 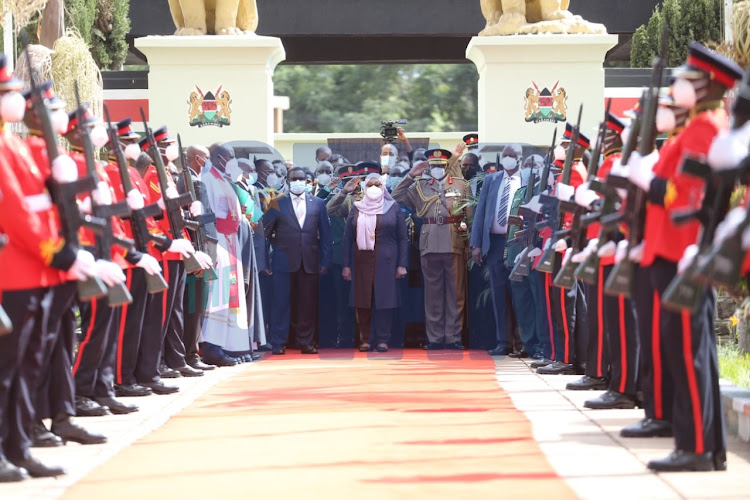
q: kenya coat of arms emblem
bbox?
[188,86,232,127]
[524,81,567,124]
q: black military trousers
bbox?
[117,267,151,386]
[584,265,612,379]
[633,263,673,422]
[36,282,77,420]
[0,288,47,461]
[162,260,187,369]
[75,295,121,399]
[603,265,638,396]
[549,255,587,366]
[649,258,725,456]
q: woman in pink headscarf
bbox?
[342,174,408,352]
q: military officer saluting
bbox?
[392,149,470,349]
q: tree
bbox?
[90,0,130,70]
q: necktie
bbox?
[295,197,304,226]
[497,178,510,230]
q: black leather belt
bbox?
[423,216,461,225]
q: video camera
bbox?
[381,119,407,143]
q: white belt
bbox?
[24,193,53,213]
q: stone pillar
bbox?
[466,35,617,146]
[135,35,285,147]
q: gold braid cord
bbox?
[0,0,49,33]
[414,180,441,218]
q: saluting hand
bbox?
[452,142,466,158]
[410,161,429,178]
[327,176,341,190]
[342,178,361,194]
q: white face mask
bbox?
[90,124,109,148]
[317,173,332,186]
[51,109,69,135]
[247,172,258,185]
[226,160,243,181]
[620,126,631,147]
[290,180,306,195]
[501,156,519,171]
[430,167,446,180]
[366,185,384,200]
[655,107,677,133]
[124,143,141,161]
[554,144,566,161]
[267,172,281,189]
[0,91,25,123]
[381,155,396,168]
[672,78,697,109]
[164,144,179,162]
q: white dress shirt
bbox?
[490,171,521,235]
[292,193,306,227]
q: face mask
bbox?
[501,156,519,171]
[51,109,69,135]
[366,185,384,200]
[672,78,697,108]
[554,144,566,161]
[620,126,631,147]
[430,167,446,180]
[387,177,400,189]
[0,91,25,123]
[226,161,243,181]
[381,156,396,168]
[267,172,281,189]
[306,183,314,193]
[164,144,179,162]
[317,173,331,186]
[247,172,258,185]
[90,124,109,148]
[655,107,676,133]
[290,180,306,195]
[124,143,141,161]
[380,174,389,185]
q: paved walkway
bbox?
[0,352,748,499]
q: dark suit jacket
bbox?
[262,193,332,274]
[470,170,525,256]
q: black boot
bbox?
[566,375,608,391]
[620,418,673,438]
[647,450,715,472]
[31,421,64,447]
[51,415,107,445]
[584,390,638,409]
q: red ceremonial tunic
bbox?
[143,165,190,262]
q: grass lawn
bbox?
[719,342,750,389]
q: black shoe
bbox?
[272,347,286,355]
[530,352,545,361]
[250,353,262,361]
[647,450,716,472]
[0,458,28,482]
[713,450,727,471]
[537,361,576,375]
[159,364,181,379]
[487,345,506,356]
[584,390,638,410]
[376,344,389,352]
[620,418,673,438]
[11,457,64,478]
[508,350,529,359]
[445,341,464,350]
[202,343,239,366]
[114,384,153,397]
[301,345,318,354]
[31,422,63,447]
[51,418,107,445]
[75,396,111,417]
[188,358,216,371]
[176,365,204,377]
[94,397,139,415]
[256,343,273,352]
[566,375,608,391]
[141,381,179,395]
[425,342,444,350]
[530,357,553,368]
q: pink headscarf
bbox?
[354,173,394,251]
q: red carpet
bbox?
[63,350,576,499]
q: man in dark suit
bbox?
[263,167,332,354]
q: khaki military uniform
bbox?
[392,174,469,344]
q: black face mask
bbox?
[464,165,481,180]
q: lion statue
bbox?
[479,0,606,36]
[168,0,258,35]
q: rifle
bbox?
[27,61,108,301]
[74,83,134,306]
[139,108,203,274]
[177,133,218,281]
[0,234,10,335]
[103,105,169,293]
[554,100,613,289]
[535,104,583,274]
[604,23,668,298]
[508,128,556,282]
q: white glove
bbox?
[194,250,213,269]
[543,238,552,251]
[126,189,145,210]
[714,206,745,245]
[677,244,699,274]
[572,238,598,263]
[742,225,750,250]
[135,254,162,276]
[574,182,599,208]
[614,240,629,265]
[609,157,628,178]
[69,249,97,281]
[168,238,196,258]
[514,252,522,264]
[527,247,542,259]
[554,239,567,253]
[165,185,180,199]
[628,151,659,192]
[556,182,575,201]
[598,240,617,258]
[157,197,166,210]
[93,259,126,287]
[708,122,750,170]
[79,196,92,215]
[190,200,203,217]
[628,241,645,263]
[91,181,113,206]
[51,155,78,183]
[561,247,573,266]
